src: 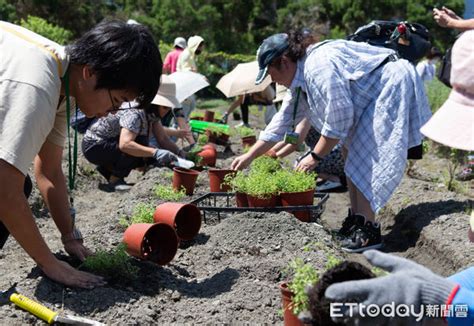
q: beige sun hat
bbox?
[420,30,474,151]
[273,84,288,103]
[151,75,182,108]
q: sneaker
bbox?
[340,218,383,253]
[174,157,195,169]
[333,209,360,240]
[109,178,132,192]
[235,122,251,128]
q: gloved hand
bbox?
[152,149,178,167]
[219,112,229,124]
[325,250,457,326]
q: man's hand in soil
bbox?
[63,239,93,262]
[41,258,106,289]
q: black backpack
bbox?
[347,20,431,63]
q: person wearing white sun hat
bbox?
[82,75,194,192]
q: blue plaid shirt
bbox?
[261,40,431,212]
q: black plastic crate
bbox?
[190,192,329,223]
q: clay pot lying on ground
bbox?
[153,203,202,241]
[208,168,236,192]
[280,188,315,222]
[122,223,179,265]
[173,167,200,195]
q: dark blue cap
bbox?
[255,33,289,85]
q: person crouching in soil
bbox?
[0,20,161,288]
[82,75,194,192]
[231,30,431,253]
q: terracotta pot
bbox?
[279,282,304,326]
[241,135,256,148]
[197,149,216,167]
[153,203,202,241]
[204,110,215,122]
[173,167,200,195]
[122,223,178,265]
[208,169,236,192]
[202,143,217,151]
[247,194,278,207]
[205,130,218,144]
[235,192,249,207]
[280,188,315,222]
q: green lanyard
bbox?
[64,70,78,195]
[292,87,301,131]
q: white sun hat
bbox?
[151,75,182,108]
[420,31,474,151]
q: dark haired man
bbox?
[0,20,161,288]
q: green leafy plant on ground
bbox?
[120,203,155,227]
[153,184,186,201]
[81,243,139,280]
[284,258,319,316]
[426,78,451,113]
[436,146,468,192]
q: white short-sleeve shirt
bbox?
[0,21,71,175]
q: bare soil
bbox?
[0,112,472,325]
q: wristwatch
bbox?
[61,227,83,244]
[310,151,324,162]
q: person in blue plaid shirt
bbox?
[231,31,431,252]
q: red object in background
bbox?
[397,23,407,34]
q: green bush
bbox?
[20,16,73,45]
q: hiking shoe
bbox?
[340,220,383,253]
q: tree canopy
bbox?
[1,0,464,53]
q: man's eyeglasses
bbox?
[107,89,139,112]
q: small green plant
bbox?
[244,171,279,199]
[189,111,204,119]
[237,126,256,138]
[224,170,247,193]
[275,169,316,193]
[153,184,186,201]
[436,146,467,191]
[250,156,282,174]
[325,254,342,270]
[284,258,319,316]
[206,125,230,136]
[130,203,155,224]
[81,243,139,280]
[197,134,209,146]
[186,145,204,165]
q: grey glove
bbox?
[152,149,178,167]
[325,250,457,326]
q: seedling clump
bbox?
[153,184,186,201]
[81,243,139,281]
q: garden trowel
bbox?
[0,283,105,325]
